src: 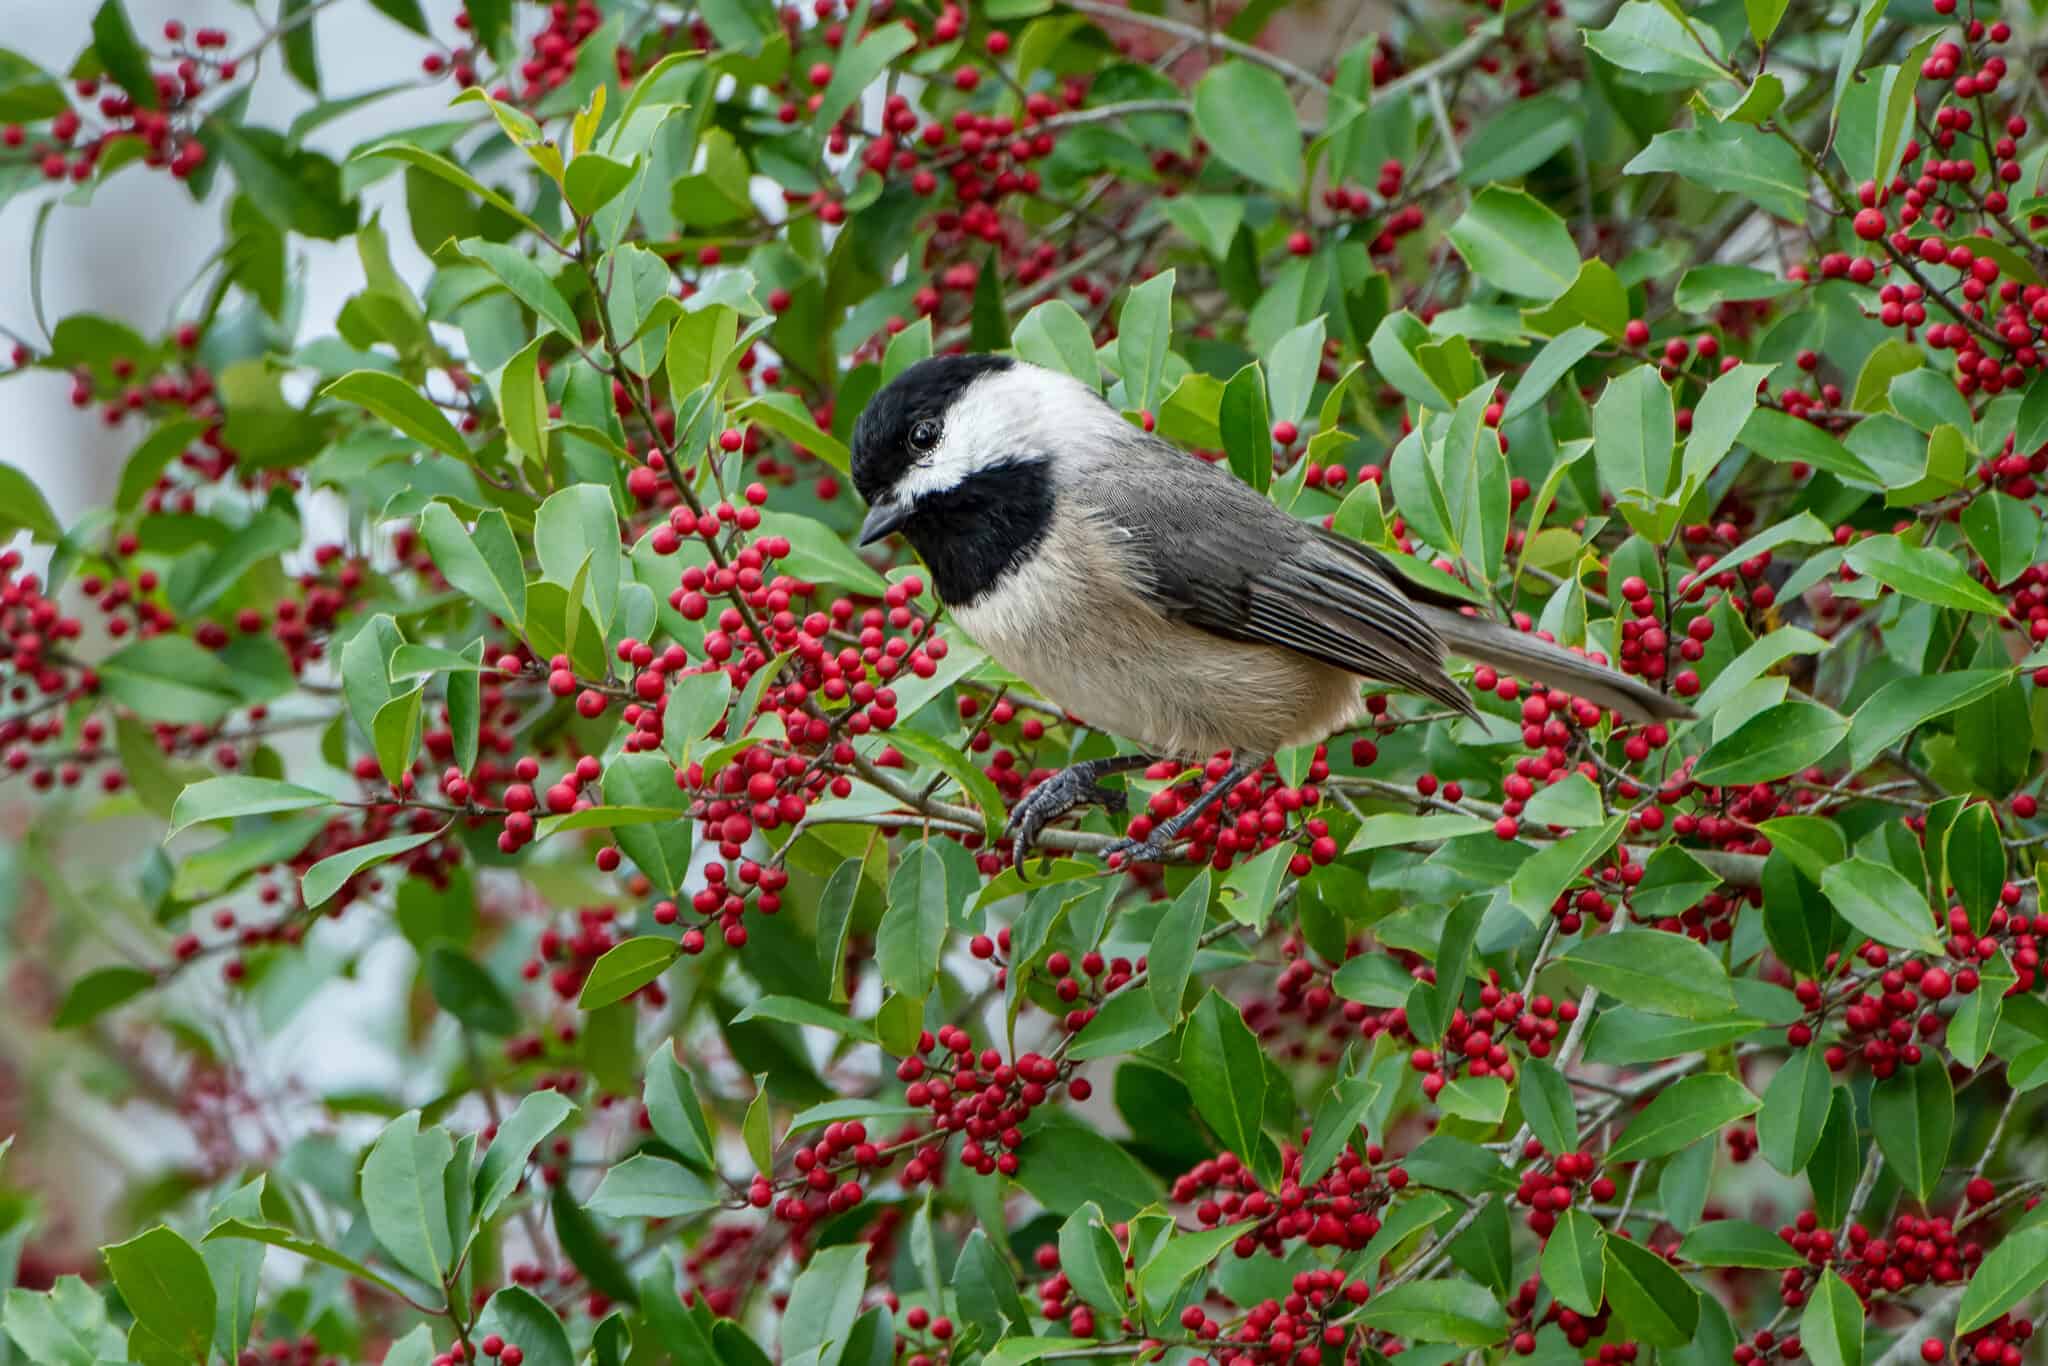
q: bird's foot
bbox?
[1102,832,1172,867]
[1004,765,1131,874]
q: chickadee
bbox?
[851,355,1694,868]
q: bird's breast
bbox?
[947,518,1361,759]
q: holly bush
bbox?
[3,0,2048,1363]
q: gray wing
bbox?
[1073,442,1477,717]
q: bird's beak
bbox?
[858,498,911,546]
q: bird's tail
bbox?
[1418,606,1697,725]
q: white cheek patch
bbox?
[889,363,1117,503]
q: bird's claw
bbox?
[1004,768,1130,877]
[1103,834,1171,867]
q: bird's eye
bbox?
[909,418,941,453]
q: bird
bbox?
[849,354,1695,869]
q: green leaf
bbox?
[1583,2,1733,83]
[361,1112,455,1286]
[1067,985,1171,1060]
[732,995,879,1046]
[1299,1072,1381,1187]
[1117,269,1176,416]
[1962,492,2041,588]
[53,964,156,1029]
[475,1288,572,1366]
[1582,1008,1763,1065]
[3,1277,122,1359]
[324,370,467,457]
[880,729,1006,839]
[372,684,424,789]
[1681,1219,1807,1269]
[1830,0,1891,129]
[1148,869,1210,1023]
[1948,951,2014,1070]
[1593,365,1676,501]
[1137,1220,1253,1317]
[601,244,673,376]
[0,48,67,123]
[458,239,581,337]
[955,1227,1032,1342]
[1758,1047,1833,1176]
[1356,1280,1508,1348]
[1607,1074,1761,1163]
[596,753,691,894]
[1162,194,1245,261]
[1744,0,1789,41]
[1192,61,1300,196]
[550,1182,635,1305]
[1519,1059,1577,1155]
[0,463,61,544]
[1012,299,1100,389]
[587,1155,720,1220]
[1819,859,1943,956]
[1181,990,1270,1164]
[1843,534,2007,615]
[200,1221,415,1302]
[475,1090,576,1225]
[563,152,634,217]
[643,1043,717,1170]
[1693,700,1848,785]
[114,418,209,513]
[301,826,444,909]
[1505,326,1603,420]
[279,0,321,91]
[1509,815,1627,923]
[1807,1087,1862,1226]
[1542,1210,1606,1316]
[740,1073,773,1178]
[535,483,621,629]
[780,1244,868,1366]
[98,636,246,725]
[1015,1120,1164,1223]
[812,20,915,131]
[1558,928,1737,1019]
[1946,802,2005,934]
[578,937,680,1010]
[1847,670,2013,769]
[1870,1059,1951,1203]
[424,946,518,1035]
[533,806,679,839]
[341,613,403,749]
[1602,1231,1701,1348]
[1675,265,1799,313]
[1796,1269,1863,1366]
[490,336,548,466]
[1057,1203,1127,1319]
[90,0,158,108]
[1682,362,1772,488]
[168,776,333,836]
[1431,379,1510,584]
[1262,318,1325,433]
[877,843,948,999]
[2017,371,2048,463]
[99,1230,212,1365]
[420,503,527,629]
[1956,1224,2048,1335]
[1624,123,1808,224]
[1448,187,1579,300]
[1220,363,1274,495]
[207,122,357,238]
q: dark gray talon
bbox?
[1002,754,1156,875]
[1103,834,1170,867]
